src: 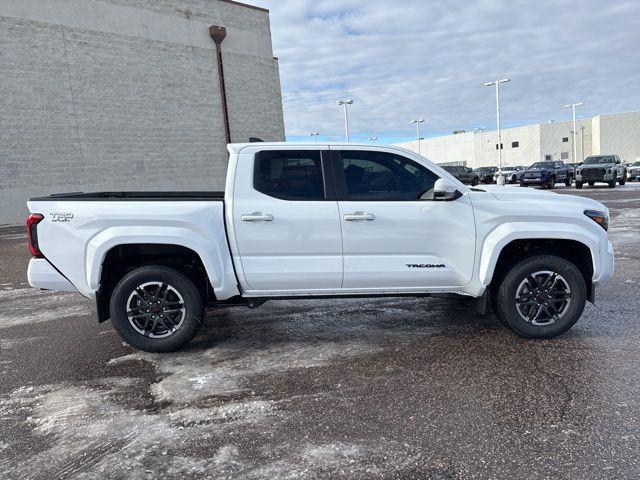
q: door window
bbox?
[339,151,439,200]
[254,150,325,200]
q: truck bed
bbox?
[29,191,225,201]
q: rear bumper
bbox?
[27,258,78,292]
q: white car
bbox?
[493,166,524,184]
[627,161,640,181]
[27,143,614,351]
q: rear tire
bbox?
[110,265,204,352]
[588,182,595,187]
[564,176,572,187]
[495,255,586,339]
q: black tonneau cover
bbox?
[29,191,225,201]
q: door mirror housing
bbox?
[433,178,461,201]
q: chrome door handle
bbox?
[344,212,375,221]
[241,212,274,222]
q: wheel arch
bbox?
[479,225,599,301]
[87,227,240,316]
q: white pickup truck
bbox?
[27,143,614,352]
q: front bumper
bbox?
[593,240,615,286]
[521,176,547,185]
[27,258,78,292]
[576,172,614,182]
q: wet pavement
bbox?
[1,184,639,479]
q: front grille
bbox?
[581,168,606,180]
[525,173,540,179]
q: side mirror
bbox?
[434,178,461,201]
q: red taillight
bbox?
[26,213,44,257]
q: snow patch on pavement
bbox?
[0,288,92,329]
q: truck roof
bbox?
[227,142,413,154]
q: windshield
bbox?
[475,167,495,173]
[584,156,615,164]
[529,162,554,169]
[634,161,640,166]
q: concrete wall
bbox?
[593,111,640,163]
[395,111,639,169]
[0,0,284,224]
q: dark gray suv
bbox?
[442,166,479,186]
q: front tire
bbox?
[619,172,626,185]
[494,255,586,339]
[546,176,556,189]
[110,265,204,352]
[565,176,572,187]
[575,181,583,189]
[608,174,617,188]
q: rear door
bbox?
[332,148,476,290]
[231,148,342,293]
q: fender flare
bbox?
[478,222,600,286]
[85,226,240,300]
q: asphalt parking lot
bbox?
[1,184,639,479]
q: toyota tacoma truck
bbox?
[27,143,614,352]
[575,155,627,188]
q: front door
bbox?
[333,148,476,290]
[232,148,343,293]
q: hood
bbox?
[579,163,614,169]
[476,185,607,211]
[524,167,552,173]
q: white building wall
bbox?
[394,110,640,168]
[593,111,640,163]
[539,119,592,164]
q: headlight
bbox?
[584,209,609,231]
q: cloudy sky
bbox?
[252,0,640,143]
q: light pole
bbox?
[337,99,353,142]
[309,132,319,143]
[410,119,425,156]
[474,127,486,168]
[484,78,510,184]
[564,102,584,163]
[369,136,378,143]
[580,125,586,162]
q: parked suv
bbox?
[575,155,627,189]
[521,161,573,189]
[628,161,640,181]
[493,166,524,184]
[442,166,479,185]
[474,166,498,184]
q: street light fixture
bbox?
[484,78,510,184]
[337,99,354,142]
[309,131,319,143]
[410,119,425,156]
[369,136,378,143]
[474,127,487,168]
[564,102,584,163]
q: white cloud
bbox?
[253,0,640,142]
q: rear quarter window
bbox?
[254,150,325,200]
